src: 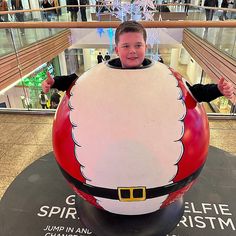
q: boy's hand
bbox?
[42,72,55,93]
[217,77,235,103]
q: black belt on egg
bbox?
[59,164,204,202]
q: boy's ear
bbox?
[115,46,119,55]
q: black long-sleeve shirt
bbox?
[52,73,78,91]
[52,58,223,103]
[187,82,222,103]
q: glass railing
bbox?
[0,5,235,116]
[0,28,65,57]
[0,4,235,23]
[0,26,235,116]
[0,26,65,110]
[1,4,236,58]
[188,27,236,59]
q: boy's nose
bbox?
[129,47,136,53]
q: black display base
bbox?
[75,196,184,236]
[1,146,236,236]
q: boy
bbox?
[42,21,235,103]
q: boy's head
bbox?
[115,21,147,69]
[115,21,147,45]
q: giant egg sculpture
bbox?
[53,60,209,215]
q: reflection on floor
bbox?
[0,113,235,200]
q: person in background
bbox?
[158,1,171,12]
[11,0,25,35]
[39,91,48,109]
[158,55,164,63]
[41,0,53,21]
[204,0,218,21]
[66,0,79,21]
[50,89,61,109]
[0,0,8,22]
[230,0,236,19]
[20,95,32,109]
[0,0,9,33]
[220,0,229,20]
[184,0,190,15]
[79,0,88,21]
[97,52,104,63]
[104,52,111,61]
[51,0,61,21]
[96,0,106,13]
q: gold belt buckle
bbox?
[118,186,146,202]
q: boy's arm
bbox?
[187,83,222,103]
[187,78,235,103]
[42,72,78,93]
[52,73,78,91]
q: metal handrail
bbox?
[0,21,235,28]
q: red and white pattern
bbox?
[53,61,209,215]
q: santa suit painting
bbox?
[53,59,222,215]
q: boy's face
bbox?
[115,32,147,68]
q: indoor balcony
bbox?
[0,2,235,116]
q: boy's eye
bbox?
[122,45,129,48]
[135,44,143,48]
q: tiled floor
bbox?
[0,114,53,199]
[0,113,235,200]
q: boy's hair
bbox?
[115,21,147,45]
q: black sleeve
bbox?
[52,73,78,91]
[187,82,223,103]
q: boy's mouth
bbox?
[128,57,138,60]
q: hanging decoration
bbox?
[107,28,114,53]
[97,28,105,38]
[130,3,142,21]
[95,1,159,57]
[152,53,163,62]
[146,28,161,62]
[95,0,157,22]
[112,0,123,21]
[111,1,130,22]
[133,0,156,21]
[147,28,160,48]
